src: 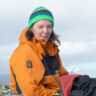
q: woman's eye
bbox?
[48,26,52,28]
[48,26,52,29]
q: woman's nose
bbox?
[43,27,48,33]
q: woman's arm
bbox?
[9,48,57,96]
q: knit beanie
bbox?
[28,7,54,29]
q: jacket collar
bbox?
[19,28,59,56]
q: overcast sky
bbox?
[0,0,96,77]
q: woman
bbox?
[9,7,68,96]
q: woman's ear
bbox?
[28,27,33,33]
[29,26,34,32]
[29,27,32,31]
[29,23,34,31]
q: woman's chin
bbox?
[41,37,49,42]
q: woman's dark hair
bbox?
[25,26,60,45]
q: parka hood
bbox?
[19,28,28,44]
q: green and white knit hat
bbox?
[28,7,54,29]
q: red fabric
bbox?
[58,74,82,96]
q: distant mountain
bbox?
[0,74,10,84]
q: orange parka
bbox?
[9,28,68,96]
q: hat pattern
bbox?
[28,7,54,29]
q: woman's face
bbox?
[30,20,53,42]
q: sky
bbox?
[0,0,96,77]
